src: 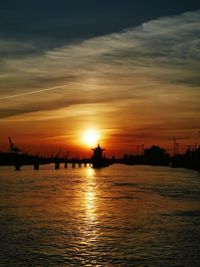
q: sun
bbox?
[82,129,100,147]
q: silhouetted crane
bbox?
[132,144,144,155]
[168,137,186,156]
[8,137,22,153]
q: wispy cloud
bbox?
[0,10,200,124]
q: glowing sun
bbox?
[82,129,100,147]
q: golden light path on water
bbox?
[85,168,97,223]
[82,167,99,254]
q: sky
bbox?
[0,0,200,156]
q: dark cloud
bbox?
[0,0,199,47]
[173,76,200,87]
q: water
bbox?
[0,164,200,267]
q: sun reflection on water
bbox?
[78,167,100,252]
[84,168,97,223]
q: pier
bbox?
[0,142,199,171]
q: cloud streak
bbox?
[1,10,199,83]
[0,83,72,100]
[0,9,200,143]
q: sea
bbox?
[0,164,199,267]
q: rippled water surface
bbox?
[0,165,200,266]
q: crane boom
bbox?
[168,136,186,156]
[8,137,22,153]
[8,137,14,151]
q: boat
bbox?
[91,144,110,168]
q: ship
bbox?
[91,144,110,168]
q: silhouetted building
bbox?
[182,146,200,170]
[92,144,104,160]
[144,145,169,166]
[91,144,109,168]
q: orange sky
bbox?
[1,11,200,157]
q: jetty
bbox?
[0,138,199,171]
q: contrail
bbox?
[0,83,72,100]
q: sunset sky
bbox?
[0,0,200,156]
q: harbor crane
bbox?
[8,137,22,153]
[168,137,186,156]
[132,144,144,155]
